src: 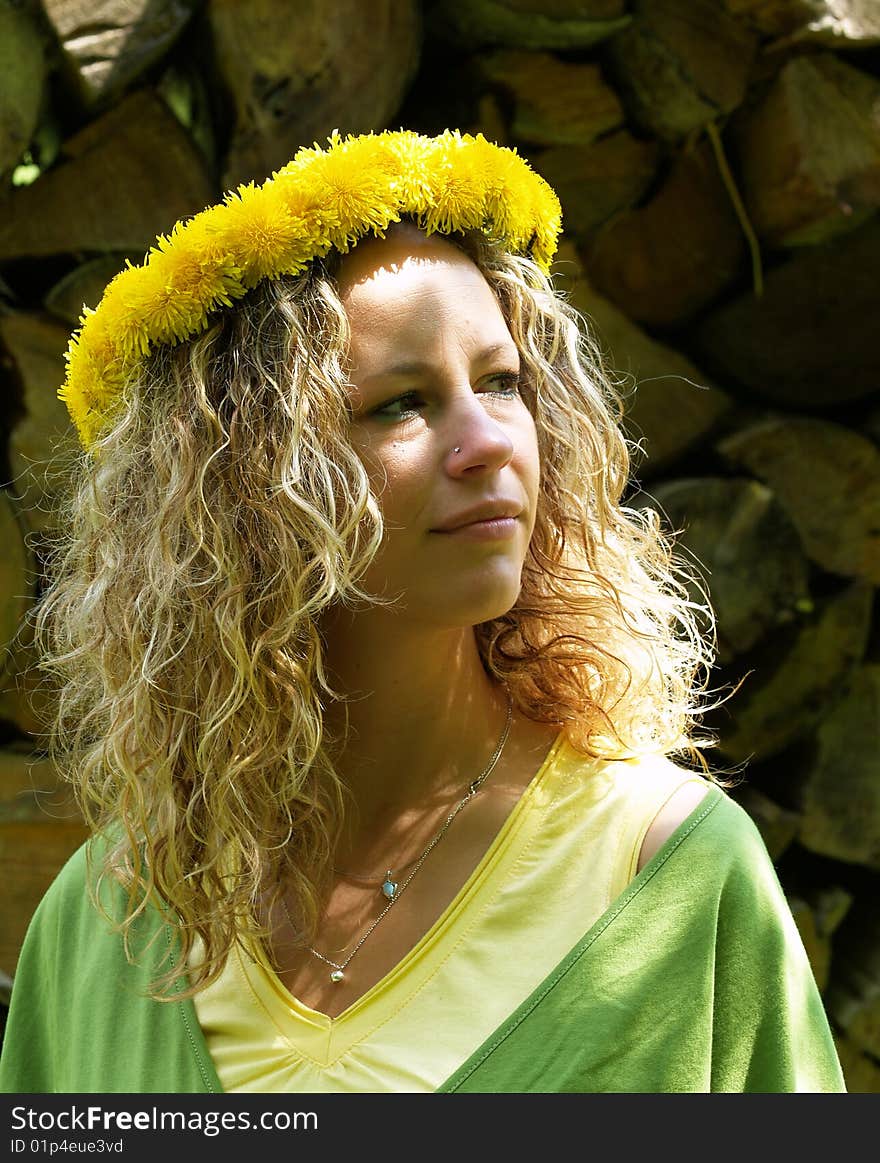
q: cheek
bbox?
[515,417,542,490]
[363,444,417,517]
[349,429,396,487]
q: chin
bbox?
[436,582,523,628]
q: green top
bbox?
[0,788,846,1093]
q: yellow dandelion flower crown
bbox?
[58,128,563,455]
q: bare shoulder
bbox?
[637,781,712,873]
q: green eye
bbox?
[373,392,423,420]
[373,374,521,421]
[488,373,522,394]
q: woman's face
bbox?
[336,226,541,630]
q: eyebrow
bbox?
[360,342,520,383]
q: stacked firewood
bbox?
[1,0,878,1089]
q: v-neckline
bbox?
[182,775,724,1091]
[242,727,570,1036]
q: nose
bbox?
[444,392,515,472]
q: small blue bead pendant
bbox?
[381,872,398,900]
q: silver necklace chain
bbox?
[282,687,514,983]
[330,856,419,887]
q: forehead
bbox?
[336,230,513,358]
[336,222,470,291]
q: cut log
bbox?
[826,900,880,1059]
[642,477,812,664]
[798,664,880,870]
[731,53,880,248]
[0,745,86,977]
[552,241,734,475]
[580,138,748,327]
[43,255,139,325]
[789,897,830,992]
[814,885,856,939]
[0,0,47,179]
[0,88,215,261]
[534,131,660,239]
[155,59,218,175]
[426,0,631,50]
[43,0,199,108]
[0,491,35,685]
[718,416,880,584]
[712,580,873,764]
[731,784,801,859]
[476,50,624,146]
[0,815,89,977]
[834,1036,880,1094]
[789,897,827,990]
[604,0,757,142]
[206,0,423,189]
[789,886,852,992]
[1,312,80,536]
[468,93,510,147]
[0,744,73,809]
[694,215,880,408]
[0,607,56,742]
[864,402,880,449]
[722,0,880,50]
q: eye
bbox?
[371,373,522,422]
[371,391,425,421]
[486,372,522,396]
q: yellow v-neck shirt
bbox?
[193,731,706,1092]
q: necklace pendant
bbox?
[381,872,398,900]
[330,969,345,983]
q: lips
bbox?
[433,501,522,532]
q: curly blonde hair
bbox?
[28,224,718,998]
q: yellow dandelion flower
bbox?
[342,132,402,182]
[530,182,563,274]
[104,262,184,355]
[84,264,157,361]
[417,134,487,236]
[378,131,437,206]
[94,261,145,324]
[295,139,400,251]
[60,313,127,445]
[151,219,243,308]
[144,289,206,347]
[467,136,526,239]
[268,161,342,259]
[249,177,317,275]
[279,183,339,258]
[205,183,303,286]
[69,308,118,374]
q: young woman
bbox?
[0,130,845,1092]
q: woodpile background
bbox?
[1,0,878,1091]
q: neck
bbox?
[318,611,512,834]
